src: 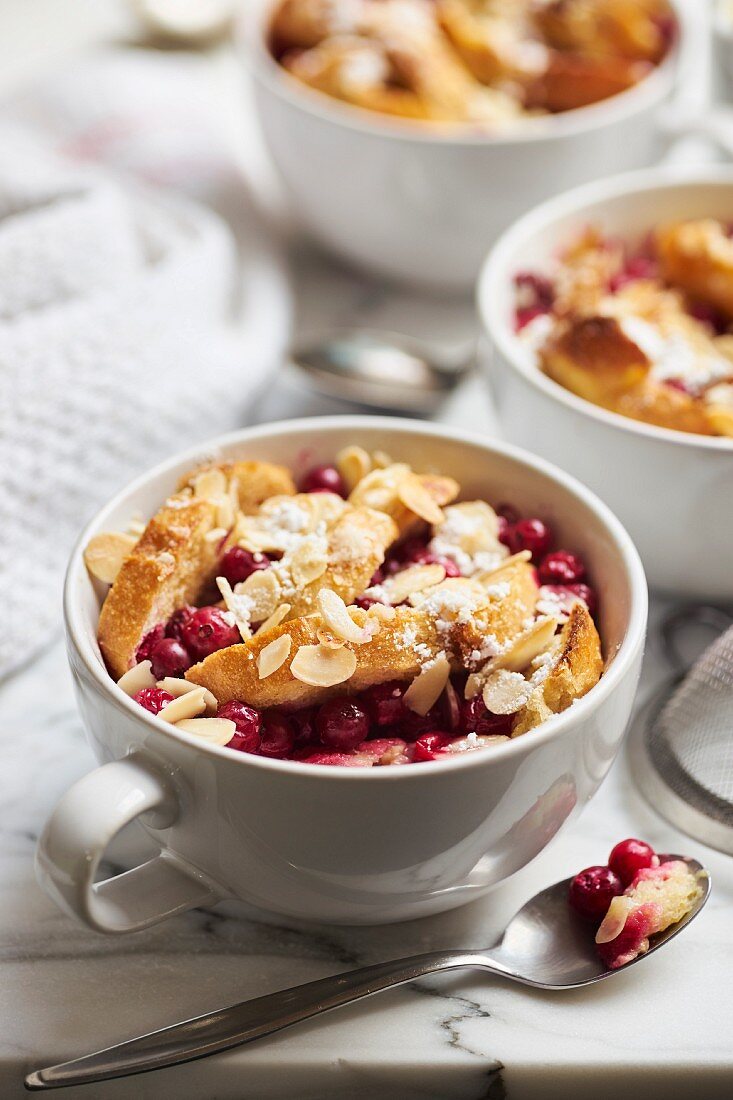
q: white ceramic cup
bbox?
[242,0,687,290]
[38,417,646,932]
[479,166,733,600]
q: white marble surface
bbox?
[1,2,732,1098]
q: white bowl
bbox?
[37,418,646,932]
[242,0,685,290]
[479,166,733,600]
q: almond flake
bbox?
[216,576,253,641]
[475,550,532,585]
[258,634,292,678]
[237,569,281,622]
[84,532,138,584]
[126,513,146,537]
[175,717,235,746]
[204,526,229,543]
[316,628,346,649]
[290,537,329,587]
[257,603,291,634]
[596,896,634,944]
[290,644,357,687]
[159,687,207,724]
[156,677,218,712]
[446,734,510,752]
[371,563,446,606]
[404,652,450,716]
[371,449,393,469]
[193,468,227,501]
[482,669,531,714]
[367,603,396,622]
[397,474,445,525]
[486,617,559,675]
[336,445,372,492]
[117,660,155,696]
[318,588,373,644]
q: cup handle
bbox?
[36,755,220,934]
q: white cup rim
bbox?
[240,0,681,148]
[478,164,733,453]
[65,416,648,781]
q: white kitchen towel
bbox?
[0,50,292,679]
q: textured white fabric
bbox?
[0,53,292,679]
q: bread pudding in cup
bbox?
[38,418,645,930]
[480,167,733,599]
[242,1,685,288]
[270,0,675,127]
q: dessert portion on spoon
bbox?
[568,837,707,968]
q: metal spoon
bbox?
[25,856,708,1092]
[288,329,475,413]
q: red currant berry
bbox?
[316,697,370,751]
[538,550,586,585]
[133,687,175,715]
[568,865,624,921]
[608,839,659,887]
[218,701,262,754]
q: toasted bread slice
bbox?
[98,494,220,679]
[540,315,650,402]
[615,380,715,436]
[186,605,442,709]
[284,506,398,619]
[511,602,603,735]
[178,461,296,514]
[655,220,733,321]
[349,463,459,539]
[449,561,539,664]
[536,0,670,63]
[187,563,538,708]
[528,51,649,113]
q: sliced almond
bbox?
[159,687,207,724]
[290,644,357,687]
[84,532,138,585]
[371,563,446,606]
[175,717,235,746]
[289,536,329,588]
[204,526,229,544]
[117,660,155,697]
[216,576,253,641]
[193,468,227,501]
[371,449,393,469]
[156,677,218,713]
[482,669,531,714]
[595,896,634,945]
[446,734,510,752]
[475,550,532,586]
[317,588,374,644]
[257,603,291,635]
[336,445,372,492]
[366,603,396,623]
[316,628,346,649]
[258,634,292,679]
[126,513,147,538]
[488,617,559,675]
[404,652,450,716]
[398,474,445,525]
[237,568,281,623]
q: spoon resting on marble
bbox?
[25,856,708,1091]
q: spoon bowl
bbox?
[25,856,709,1091]
[290,329,474,412]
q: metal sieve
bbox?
[629,605,733,856]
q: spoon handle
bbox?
[26,950,487,1090]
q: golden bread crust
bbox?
[186,605,441,709]
[98,495,219,679]
[450,562,538,664]
[655,220,733,321]
[178,461,296,514]
[512,602,603,735]
[286,506,398,619]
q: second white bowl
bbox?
[479,166,733,600]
